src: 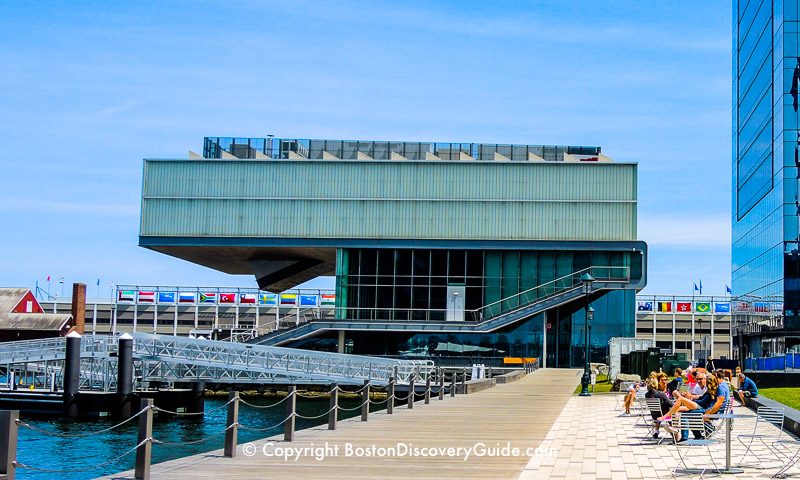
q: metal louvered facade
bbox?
[140,159,637,241]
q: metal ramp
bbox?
[0,334,431,391]
[248,265,636,347]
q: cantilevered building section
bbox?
[140,137,646,367]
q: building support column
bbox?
[542,311,547,369]
[337,330,345,354]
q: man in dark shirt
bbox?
[666,368,683,396]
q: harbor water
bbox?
[15,394,382,479]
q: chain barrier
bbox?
[393,392,412,401]
[294,405,338,420]
[152,423,238,446]
[154,397,235,416]
[368,397,389,404]
[238,392,294,409]
[13,437,149,474]
[336,398,370,412]
[14,406,151,438]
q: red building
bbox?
[0,288,72,341]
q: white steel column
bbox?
[542,310,547,368]
[133,299,138,333]
[92,302,97,336]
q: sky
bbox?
[0,1,732,298]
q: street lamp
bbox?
[579,273,596,396]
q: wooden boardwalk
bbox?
[100,368,581,480]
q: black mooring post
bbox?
[224,391,238,458]
[116,333,134,418]
[284,386,296,441]
[63,331,81,418]
[0,410,18,480]
[135,398,153,480]
[450,371,456,397]
[361,380,370,421]
[387,377,395,414]
[438,368,444,401]
[328,383,338,430]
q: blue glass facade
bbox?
[733,0,800,320]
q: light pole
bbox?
[579,273,596,396]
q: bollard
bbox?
[361,380,370,422]
[450,371,456,397]
[438,369,444,401]
[135,398,153,480]
[387,377,394,415]
[49,372,57,393]
[424,375,431,404]
[408,374,415,409]
[328,383,338,430]
[7,372,14,392]
[0,410,18,480]
[461,367,466,394]
[488,366,493,379]
[116,333,134,418]
[284,386,296,442]
[224,391,239,458]
[63,331,81,417]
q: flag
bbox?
[259,294,277,305]
[792,58,800,112]
[637,301,653,311]
[46,275,50,282]
[199,293,216,303]
[118,290,135,302]
[677,302,691,312]
[714,302,730,313]
[694,283,699,293]
[96,279,100,286]
[754,302,769,312]
[59,277,64,284]
[725,284,732,294]
[696,302,710,312]
[179,292,196,303]
[657,301,672,312]
[700,279,702,295]
[771,302,784,312]
[321,294,335,306]
[240,294,256,304]
[280,294,297,305]
[300,295,318,306]
[219,293,235,303]
[158,292,175,303]
[138,292,154,303]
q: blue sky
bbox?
[0,1,732,297]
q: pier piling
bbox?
[135,398,153,480]
[284,386,296,442]
[424,376,431,404]
[387,377,394,415]
[0,410,18,480]
[361,380,369,422]
[328,383,338,430]
[224,392,238,458]
[408,373,415,409]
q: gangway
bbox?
[0,334,432,392]
[249,265,636,347]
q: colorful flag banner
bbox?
[179,292,196,303]
[259,294,277,305]
[657,301,672,312]
[677,302,691,312]
[199,293,216,303]
[240,294,256,304]
[280,294,297,305]
[714,302,730,313]
[158,292,175,303]
[637,301,652,311]
[219,293,235,304]
[300,295,318,306]
[138,292,155,303]
[771,302,784,312]
[118,290,135,302]
[321,294,335,306]
[695,302,710,312]
[754,302,769,312]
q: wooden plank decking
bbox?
[100,368,581,480]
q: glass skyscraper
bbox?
[733,0,800,326]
